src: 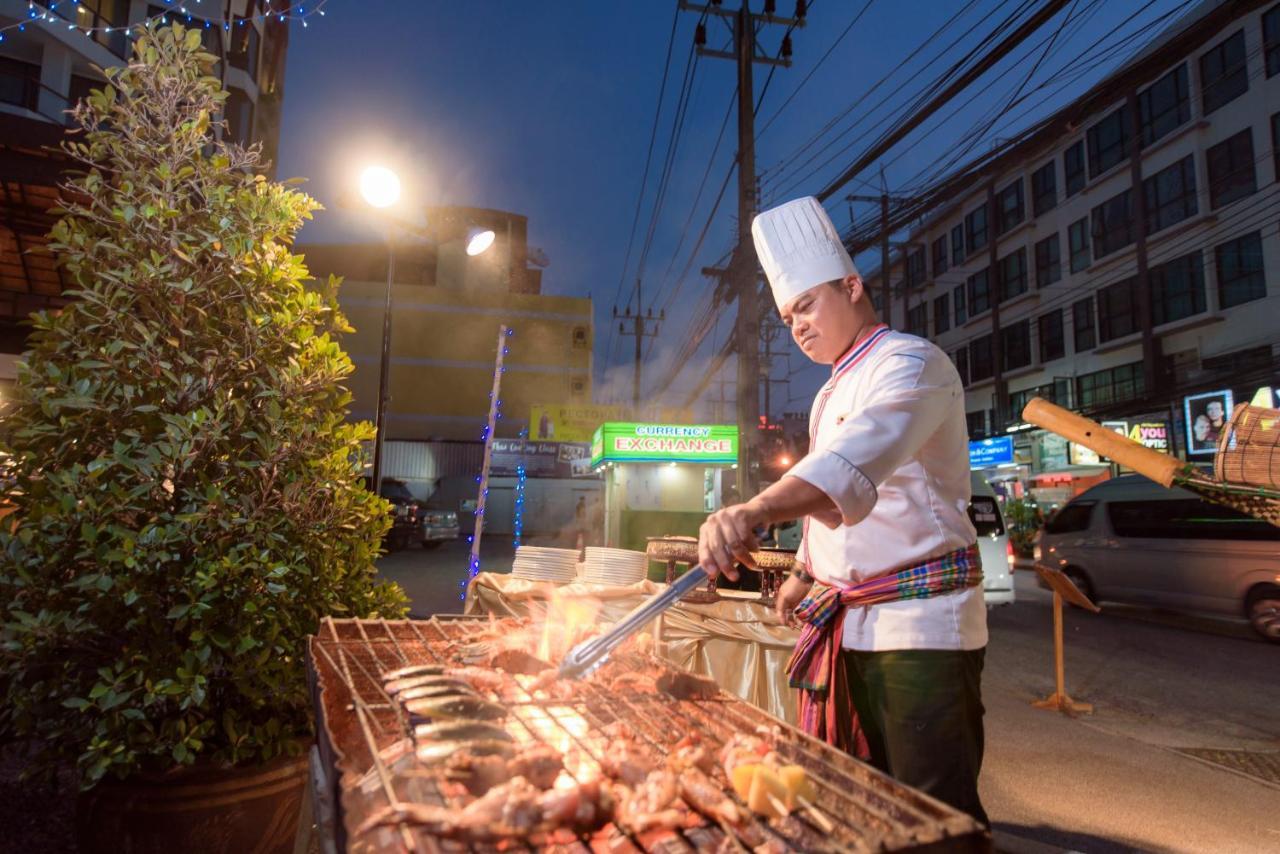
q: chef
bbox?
[696,197,988,824]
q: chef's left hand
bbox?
[698,500,769,581]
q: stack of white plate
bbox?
[582,547,649,586]
[511,546,580,583]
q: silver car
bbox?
[1036,474,1280,642]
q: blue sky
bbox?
[277,0,1198,418]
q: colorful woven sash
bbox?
[784,544,983,758]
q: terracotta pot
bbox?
[75,753,309,854]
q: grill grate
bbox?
[307,617,989,853]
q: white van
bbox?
[1036,474,1280,642]
[770,472,1015,606]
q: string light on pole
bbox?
[460,326,515,601]
[512,427,529,549]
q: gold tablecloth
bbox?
[464,572,801,722]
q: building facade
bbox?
[0,0,289,388]
[873,0,1279,505]
[302,209,593,443]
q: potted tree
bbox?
[0,24,406,852]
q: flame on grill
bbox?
[534,587,603,662]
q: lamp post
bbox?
[358,166,498,497]
[360,166,402,498]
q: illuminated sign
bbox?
[969,436,1014,467]
[591,423,738,467]
[1128,421,1170,453]
[1184,389,1233,457]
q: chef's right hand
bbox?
[775,572,812,629]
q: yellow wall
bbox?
[334,279,593,441]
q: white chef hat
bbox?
[751,196,859,311]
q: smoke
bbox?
[593,334,728,423]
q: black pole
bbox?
[371,243,395,496]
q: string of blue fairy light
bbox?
[460,327,515,601]
[512,428,528,549]
[1,0,331,44]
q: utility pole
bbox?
[848,193,910,329]
[614,278,663,411]
[683,0,803,499]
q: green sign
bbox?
[590,422,738,467]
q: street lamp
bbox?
[466,226,496,256]
[359,165,494,497]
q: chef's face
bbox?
[780,276,864,365]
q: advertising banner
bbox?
[530,404,695,442]
[968,436,1014,468]
[1183,389,1233,456]
[591,423,739,467]
[489,440,593,478]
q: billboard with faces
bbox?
[1183,389,1234,457]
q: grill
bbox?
[307,617,990,853]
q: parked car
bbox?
[1035,474,1280,642]
[970,473,1015,607]
[362,476,422,552]
[767,471,1015,606]
[419,502,460,549]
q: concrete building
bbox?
[0,0,290,389]
[301,207,593,443]
[868,0,1279,504]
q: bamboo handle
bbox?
[1021,398,1182,487]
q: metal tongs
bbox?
[558,565,709,679]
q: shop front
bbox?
[590,422,739,553]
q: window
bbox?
[1137,64,1190,148]
[934,293,951,335]
[1073,297,1096,352]
[906,303,928,337]
[953,284,967,325]
[1087,105,1129,178]
[1142,154,1197,233]
[904,247,926,289]
[1266,4,1280,78]
[1001,320,1031,370]
[1038,309,1065,363]
[1274,112,1280,181]
[1077,361,1144,409]
[1098,276,1141,342]
[1068,217,1091,273]
[1035,233,1061,288]
[932,236,949,277]
[1215,231,1266,309]
[968,495,1006,537]
[966,410,987,437]
[224,88,254,146]
[1200,30,1248,115]
[1063,140,1085,196]
[1046,501,1095,534]
[965,204,988,256]
[998,247,1027,303]
[229,17,261,79]
[954,349,970,386]
[969,334,994,383]
[1150,251,1206,325]
[1090,189,1133,259]
[66,0,128,57]
[951,224,964,266]
[1031,161,1056,216]
[1107,499,1280,541]
[1207,129,1256,209]
[996,179,1024,234]
[967,267,991,316]
[0,57,40,112]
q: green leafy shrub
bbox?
[0,24,406,788]
[1003,498,1041,558]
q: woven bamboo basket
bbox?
[1215,404,1280,492]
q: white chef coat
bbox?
[786,325,988,652]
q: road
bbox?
[377,544,1280,852]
